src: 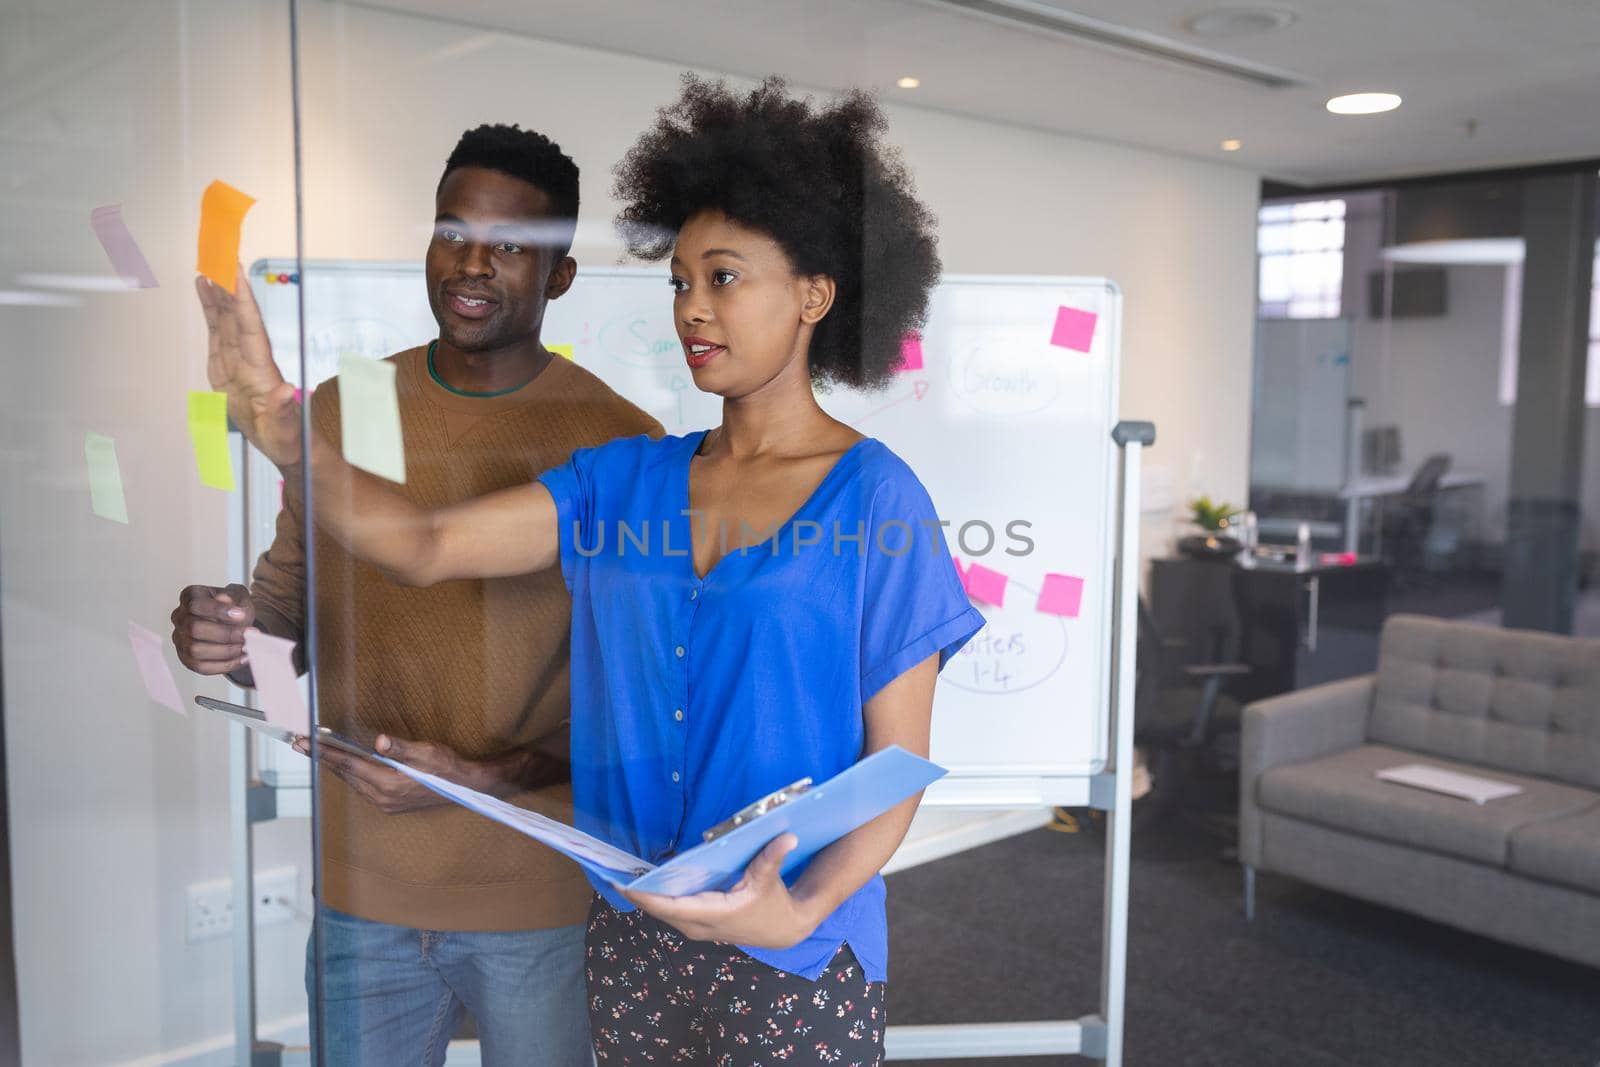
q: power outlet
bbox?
[253,866,300,928]
[185,866,301,943]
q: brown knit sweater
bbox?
[250,343,661,931]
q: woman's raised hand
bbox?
[195,270,302,467]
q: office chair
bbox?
[1384,453,1451,581]
[1067,598,1251,839]
[1128,598,1250,826]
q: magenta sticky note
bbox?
[243,629,308,734]
[964,562,1008,607]
[1050,306,1097,352]
[897,332,924,372]
[90,205,159,289]
[1037,573,1086,618]
[128,621,185,715]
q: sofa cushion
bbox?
[1369,615,1600,789]
[1509,803,1600,895]
[1256,743,1600,867]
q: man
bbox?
[171,124,660,1066]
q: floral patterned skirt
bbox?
[585,895,885,1066]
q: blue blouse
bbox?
[537,431,984,980]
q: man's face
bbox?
[426,165,572,353]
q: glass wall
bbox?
[1250,171,1597,640]
[9,3,1592,1066]
[0,2,315,1063]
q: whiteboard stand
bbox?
[885,420,1152,1065]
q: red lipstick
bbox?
[682,335,726,369]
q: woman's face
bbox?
[669,210,834,399]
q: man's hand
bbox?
[620,834,820,950]
[292,734,558,816]
[195,270,301,467]
[171,583,254,677]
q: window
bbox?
[1589,257,1600,405]
[1498,248,1600,408]
[1258,198,1346,319]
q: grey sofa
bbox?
[1239,613,1600,968]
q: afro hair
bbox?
[441,124,580,254]
[613,75,940,392]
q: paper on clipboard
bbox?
[378,745,945,896]
[376,757,654,879]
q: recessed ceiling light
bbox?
[896,76,921,89]
[1326,92,1402,115]
[1221,138,1242,152]
[1182,7,1297,37]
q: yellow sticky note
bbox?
[196,180,256,292]
[187,390,235,491]
[84,431,129,524]
[549,343,575,362]
[338,354,406,483]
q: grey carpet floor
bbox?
[885,812,1600,1067]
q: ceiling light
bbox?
[896,76,921,89]
[1182,7,1297,37]
[1381,238,1524,266]
[1221,138,1242,152]
[1327,92,1402,115]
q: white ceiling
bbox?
[357,0,1600,187]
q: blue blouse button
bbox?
[671,771,681,783]
[674,645,685,658]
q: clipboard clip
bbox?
[701,777,813,843]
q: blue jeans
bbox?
[306,906,591,1066]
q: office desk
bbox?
[1150,557,1390,704]
[1338,470,1485,554]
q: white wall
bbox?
[1,2,1258,1063]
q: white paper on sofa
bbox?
[1375,763,1525,805]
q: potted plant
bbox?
[1178,495,1244,559]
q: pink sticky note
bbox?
[897,332,924,372]
[243,629,308,734]
[1037,573,1085,618]
[963,562,1008,607]
[128,621,185,715]
[1050,306,1098,352]
[90,205,159,288]
[953,555,969,589]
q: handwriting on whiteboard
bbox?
[597,314,680,367]
[948,337,1062,416]
[943,580,1068,695]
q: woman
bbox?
[202,76,983,1065]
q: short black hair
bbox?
[440,124,580,254]
[613,75,940,392]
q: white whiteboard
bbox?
[248,261,1121,785]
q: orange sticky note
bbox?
[196,180,256,292]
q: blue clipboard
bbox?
[378,745,946,897]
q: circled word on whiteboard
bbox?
[944,583,1068,695]
[949,339,1061,416]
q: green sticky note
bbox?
[338,354,406,484]
[187,390,235,491]
[84,431,129,524]
[550,343,575,362]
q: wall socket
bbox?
[185,866,300,943]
